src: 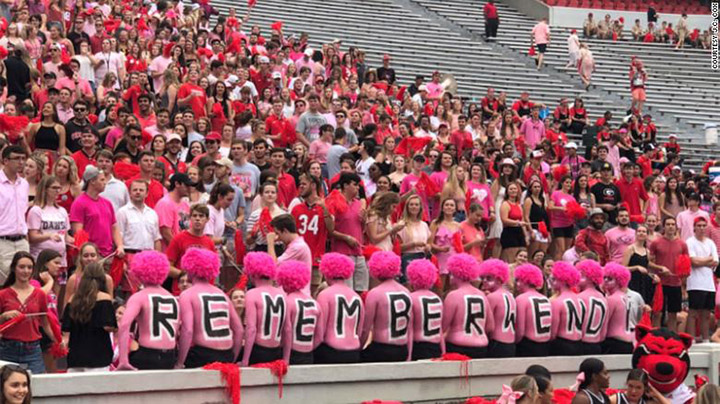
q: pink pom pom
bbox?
[367,251,401,280]
[447,253,479,282]
[243,252,276,280]
[552,261,581,288]
[130,251,170,286]
[276,260,310,293]
[407,259,438,290]
[181,248,220,280]
[320,253,354,280]
[477,258,509,284]
[576,259,603,286]
[603,263,631,288]
[514,264,544,289]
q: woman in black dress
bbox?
[622,224,658,305]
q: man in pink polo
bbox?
[267,214,312,295]
[520,106,545,150]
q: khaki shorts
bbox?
[343,256,369,292]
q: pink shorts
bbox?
[632,88,646,101]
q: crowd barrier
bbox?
[23,343,720,403]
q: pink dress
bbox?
[435,224,458,275]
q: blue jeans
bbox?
[0,339,45,374]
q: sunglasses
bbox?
[74,108,87,112]
[130,135,142,140]
[335,114,345,118]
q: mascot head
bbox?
[632,324,693,394]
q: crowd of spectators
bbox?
[0,0,718,393]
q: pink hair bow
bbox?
[570,372,586,392]
[497,384,524,404]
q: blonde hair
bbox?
[696,384,720,404]
[441,165,467,202]
[402,194,424,223]
[54,155,80,185]
[500,375,538,404]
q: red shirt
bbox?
[265,114,296,147]
[483,2,498,18]
[276,172,297,209]
[166,231,216,267]
[523,165,549,193]
[291,202,328,267]
[177,83,207,118]
[615,176,648,216]
[637,155,652,177]
[0,287,48,342]
[126,176,165,208]
[232,100,257,116]
[450,130,473,157]
[158,155,187,180]
[250,69,273,96]
[72,149,97,178]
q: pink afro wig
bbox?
[447,253,479,282]
[243,252,276,280]
[276,260,310,293]
[603,263,631,288]
[576,259,603,286]
[551,261,581,288]
[320,253,354,280]
[181,248,220,280]
[130,251,170,286]
[407,259,438,290]
[514,264,544,289]
[477,259,509,284]
[367,251,401,280]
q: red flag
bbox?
[395,137,432,157]
[393,238,402,256]
[416,172,441,198]
[109,256,126,287]
[612,31,618,41]
[452,232,464,253]
[270,21,283,32]
[675,254,691,278]
[325,190,349,216]
[114,161,140,181]
[252,207,273,236]
[433,353,471,386]
[46,310,67,358]
[248,0,257,8]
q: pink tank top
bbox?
[514,290,552,343]
[551,290,584,341]
[486,288,516,344]
[443,283,494,348]
[316,282,364,351]
[361,280,412,346]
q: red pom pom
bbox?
[0,114,30,143]
[630,215,645,223]
[538,221,549,238]
[452,231,464,253]
[565,200,587,221]
[204,362,241,404]
[552,165,569,182]
[652,284,664,313]
[529,46,536,56]
[416,172,441,198]
[234,229,246,265]
[325,190,349,215]
[251,360,288,398]
[109,256,126,287]
[49,342,68,358]
[362,245,381,262]
[114,161,140,181]
[675,254,691,278]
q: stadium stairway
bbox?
[412,0,720,169]
[214,0,718,169]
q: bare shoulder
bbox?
[97,292,112,301]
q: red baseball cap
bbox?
[206,132,222,141]
[694,216,708,225]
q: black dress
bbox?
[528,197,549,232]
[62,299,117,368]
[628,249,655,305]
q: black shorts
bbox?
[184,346,234,368]
[445,341,487,359]
[688,290,716,311]
[516,338,549,357]
[552,225,575,238]
[411,341,441,361]
[663,285,683,313]
[130,346,177,370]
[602,338,633,354]
[581,342,602,356]
[362,342,408,363]
[314,343,360,364]
[289,350,313,365]
[248,344,283,366]
[501,226,526,248]
[550,337,582,356]
[537,43,547,53]
[487,340,516,358]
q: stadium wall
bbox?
[29,344,720,403]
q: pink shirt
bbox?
[520,118,545,150]
[532,21,550,44]
[119,286,179,365]
[278,237,312,296]
[515,290,552,343]
[550,191,576,228]
[316,281,364,351]
[27,205,69,266]
[486,287,516,344]
[69,193,116,256]
[176,282,243,366]
[308,139,331,164]
[677,209,710,241]
[551,290,583,342]
[243,284,287,364]
[104,127,124,149]
[361,280,412,348]
[0,170,29,236]
[330,199,364,256]
[400,173,430,214]
[605,226,636,263]
[605,290,632,342]
[578,288,607,344]
[443,283,494,348]
[149,56,173,90]
[283,291,323,361]
[155,194,190,246]
[466,182,493,221]
[409,290,444,347]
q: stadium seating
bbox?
[215,0,719,168]
[540,0,710,14]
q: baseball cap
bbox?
[258,55,270,64]
[672,165,682,171]
[694,216,707,225]
[214,157,233,169]
[206,132,222,141]
[272,71,282,79]
[170,173,194,186]
[501,158,516,167]
[82,165,101,190]
[564,142,578,149]
[418,85,427,92]
[669,134,678,139]
[531,150,544,158]
[332,38,342,44]
[304,48,313,57]
[413,154,426,163]
[166,133,182,143]
[601,162,613,171]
